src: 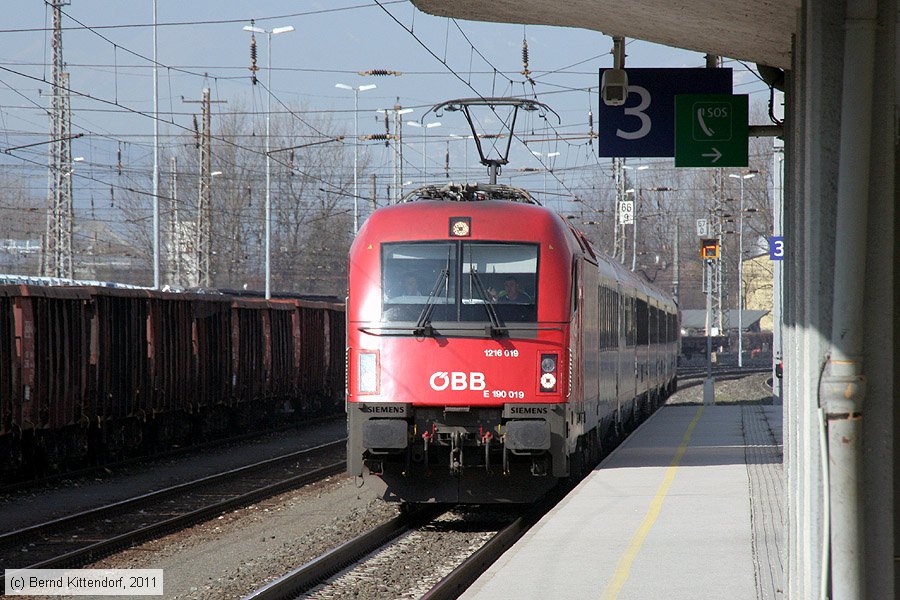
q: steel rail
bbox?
[0,441,346,593]
[0,414,343,495]
[421,494,560,600]
[242,508,444,600]
[0,438,345,546]
[677,365,771,379]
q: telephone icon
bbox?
[696,108,715,137]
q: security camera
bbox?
[601,69,629,106]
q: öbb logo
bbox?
[429,371,486,391]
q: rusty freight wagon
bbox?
[0,285,345,480]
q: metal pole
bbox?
[673,217,680,306]
[772,139,784,404]
[716,170,724,331]
[631,189,638,271]
[152,0,159,289]
[703,258,715,404]
[397,111,403,200]
[170,155,178,285]
[613,159,620,259]
[265,32,271,299]
[820,0,877,594]
[738,178,744,367]
[353,88,358,233]
[706,259,713,377]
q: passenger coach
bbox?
[346,183,678,503]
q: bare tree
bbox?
[0,172,44,275]
[117,98,361,296]
[268,110,359,296]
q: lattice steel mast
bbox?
[42,1,75,278]
[183,88,225,287]
[197,88,212,287]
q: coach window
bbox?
[461,242,538,323]
[624,297,635,347]
[382,242,457,322]
[636,299,649,346]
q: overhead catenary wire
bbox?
[371,0,578,200]
[0,5,776,257]
[0,2,407,34]
[0,63,355,196]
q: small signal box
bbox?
[701,238,720,259]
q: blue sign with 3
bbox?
[597,68,732,157]
[769,236,785,260]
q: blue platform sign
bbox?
[597,68,732,157]
[769,236,785,260]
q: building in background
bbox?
[743,252,775,332]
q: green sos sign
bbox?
[675,94,748,167]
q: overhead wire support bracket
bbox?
[3,132,83,154]
[266,136,344,155]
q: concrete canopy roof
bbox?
[409,0,797,70]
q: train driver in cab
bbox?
[389,273,422,299]
[489,276,532,304]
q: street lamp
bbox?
[336,83,377,234]
[243,23,293,299]
[406,120,441,185]
[728,170,757,367]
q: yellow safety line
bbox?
[599,405,705,600]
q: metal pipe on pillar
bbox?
[819,0,878,594]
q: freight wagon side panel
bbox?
[94,295,149,423]
[234,307,265,405]
[15,295,36,430]
[290,305,303,412]
[297,306,327,411]
[194,299,231,411]
[150,298,195,415]
[268,307,294,406]
[327,308,346,413]
[0,294,15,435]
[34,296,90,431]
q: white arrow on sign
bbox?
[702,147,722,163]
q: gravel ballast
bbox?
[76,372,774,599]
[89,474,398,599]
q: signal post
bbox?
[701,238,719,404]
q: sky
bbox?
[0,1,773,220]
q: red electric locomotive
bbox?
[346,183,679,504]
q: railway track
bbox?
[677,364,772,380]
[243,495,560,600]
[0,415,344,496]
[0,439,346,593]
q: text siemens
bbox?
[361,405,405,414]
[510,406,549,414]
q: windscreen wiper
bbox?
[414,268,449,336]
[469,268,506,337]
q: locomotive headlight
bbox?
[539,353,558,392]
[540,372,557,390]
[358,351,379,394]
[540,356,557,373]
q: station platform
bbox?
[462,402,784,600]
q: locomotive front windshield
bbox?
[382,242,538,325]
